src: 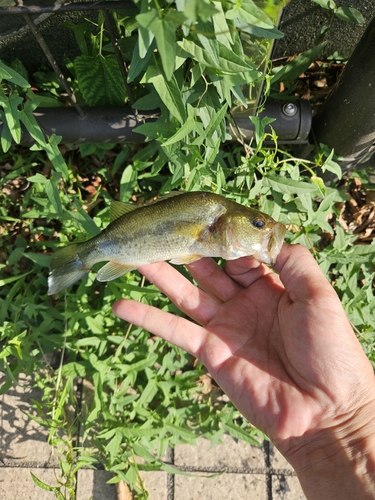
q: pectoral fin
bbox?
[97,261,136,281]
[169,255,203,265]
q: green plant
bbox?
[1,1,375,499]
[312,0,364,24]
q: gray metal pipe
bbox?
[0,100,311,146]
[14,106,158,144]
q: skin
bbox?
[113,244,375,499]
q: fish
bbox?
[48,191,285,295]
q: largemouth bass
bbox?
[48,191,285,295]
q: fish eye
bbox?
[252,218,265,229]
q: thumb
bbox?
[273,244,336,304]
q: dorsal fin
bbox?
[110,201,138,222]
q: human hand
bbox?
[113,244,375,497]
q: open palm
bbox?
[113,244,375,459]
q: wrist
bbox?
[281,400,375,499]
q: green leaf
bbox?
[120,164,137,202]
[135,378,158,406]
[74,54,126,106]
[0,110,12,152]
[205,102,228,142]
[225,0,274,29]
[137,9,180,80]
[0,60,30,87]
[164,423,197,441]
[42,134,69,180]
[128,37,155,82]
[45,177,63,217]
[311,0,336,10]
[0,93,23,143]
[177,38,256,74]
[162,115,196,146]
[68,206,101,237]
[335,6,364,24]
[0,271,31,286]
[184,0,219,22]
[23,252,51,268]
[321,148,342,179]
[27,173,48,184]
[265,174,318,195]
[271,42,327,83]
[310,175,326,196]
[19,102,46,145]
[145,67,186,124]
[223,422,261,445]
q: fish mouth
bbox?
[266,223,285,265]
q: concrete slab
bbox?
[0,467,60,500]
[269,444,294,471]
[139,471,169,500]
[0,375,51,465]
[174,473,268,500]
[174,434,264,470]
[76,469,117,500]
[272,475,306,500]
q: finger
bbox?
[186,258,241,302]
[112,299,205,356]
[138,261,220,325]
[224,255,274,288]
[273,244,338,304]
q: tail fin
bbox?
[48,243,88,295]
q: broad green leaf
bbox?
[223,421,261,445]
[0,110,12,152]
[68,206,101,237]
[0,60,30,87]
[19,103,46,145]
[239,23,284,39]
[120,164,138,202]
[212,1,233,47]
[45,178,63,216]
[321,148,342,179]
[145,67,186,124]
[164,423,197,441]
[74,54,126,106]
[205,102,228,142]
[26,89,64,107]
[137,9,181,80]
[162,115,196,146]
[128,37,155,82]
[271,42,327,83]
[42,134,69,179]
[335,6,364,24]
[134,121,177,139]
[265,174,318,195]
[225,0,274,29]
[0,271,31,286]
[177,39,255,74]
[0,94,22,143]
[23,252,51,268]
[250,115,276,144]
[184,0,218,22]
[135,378,158,406]
[27,173,48,184]
[311,0,336,9]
